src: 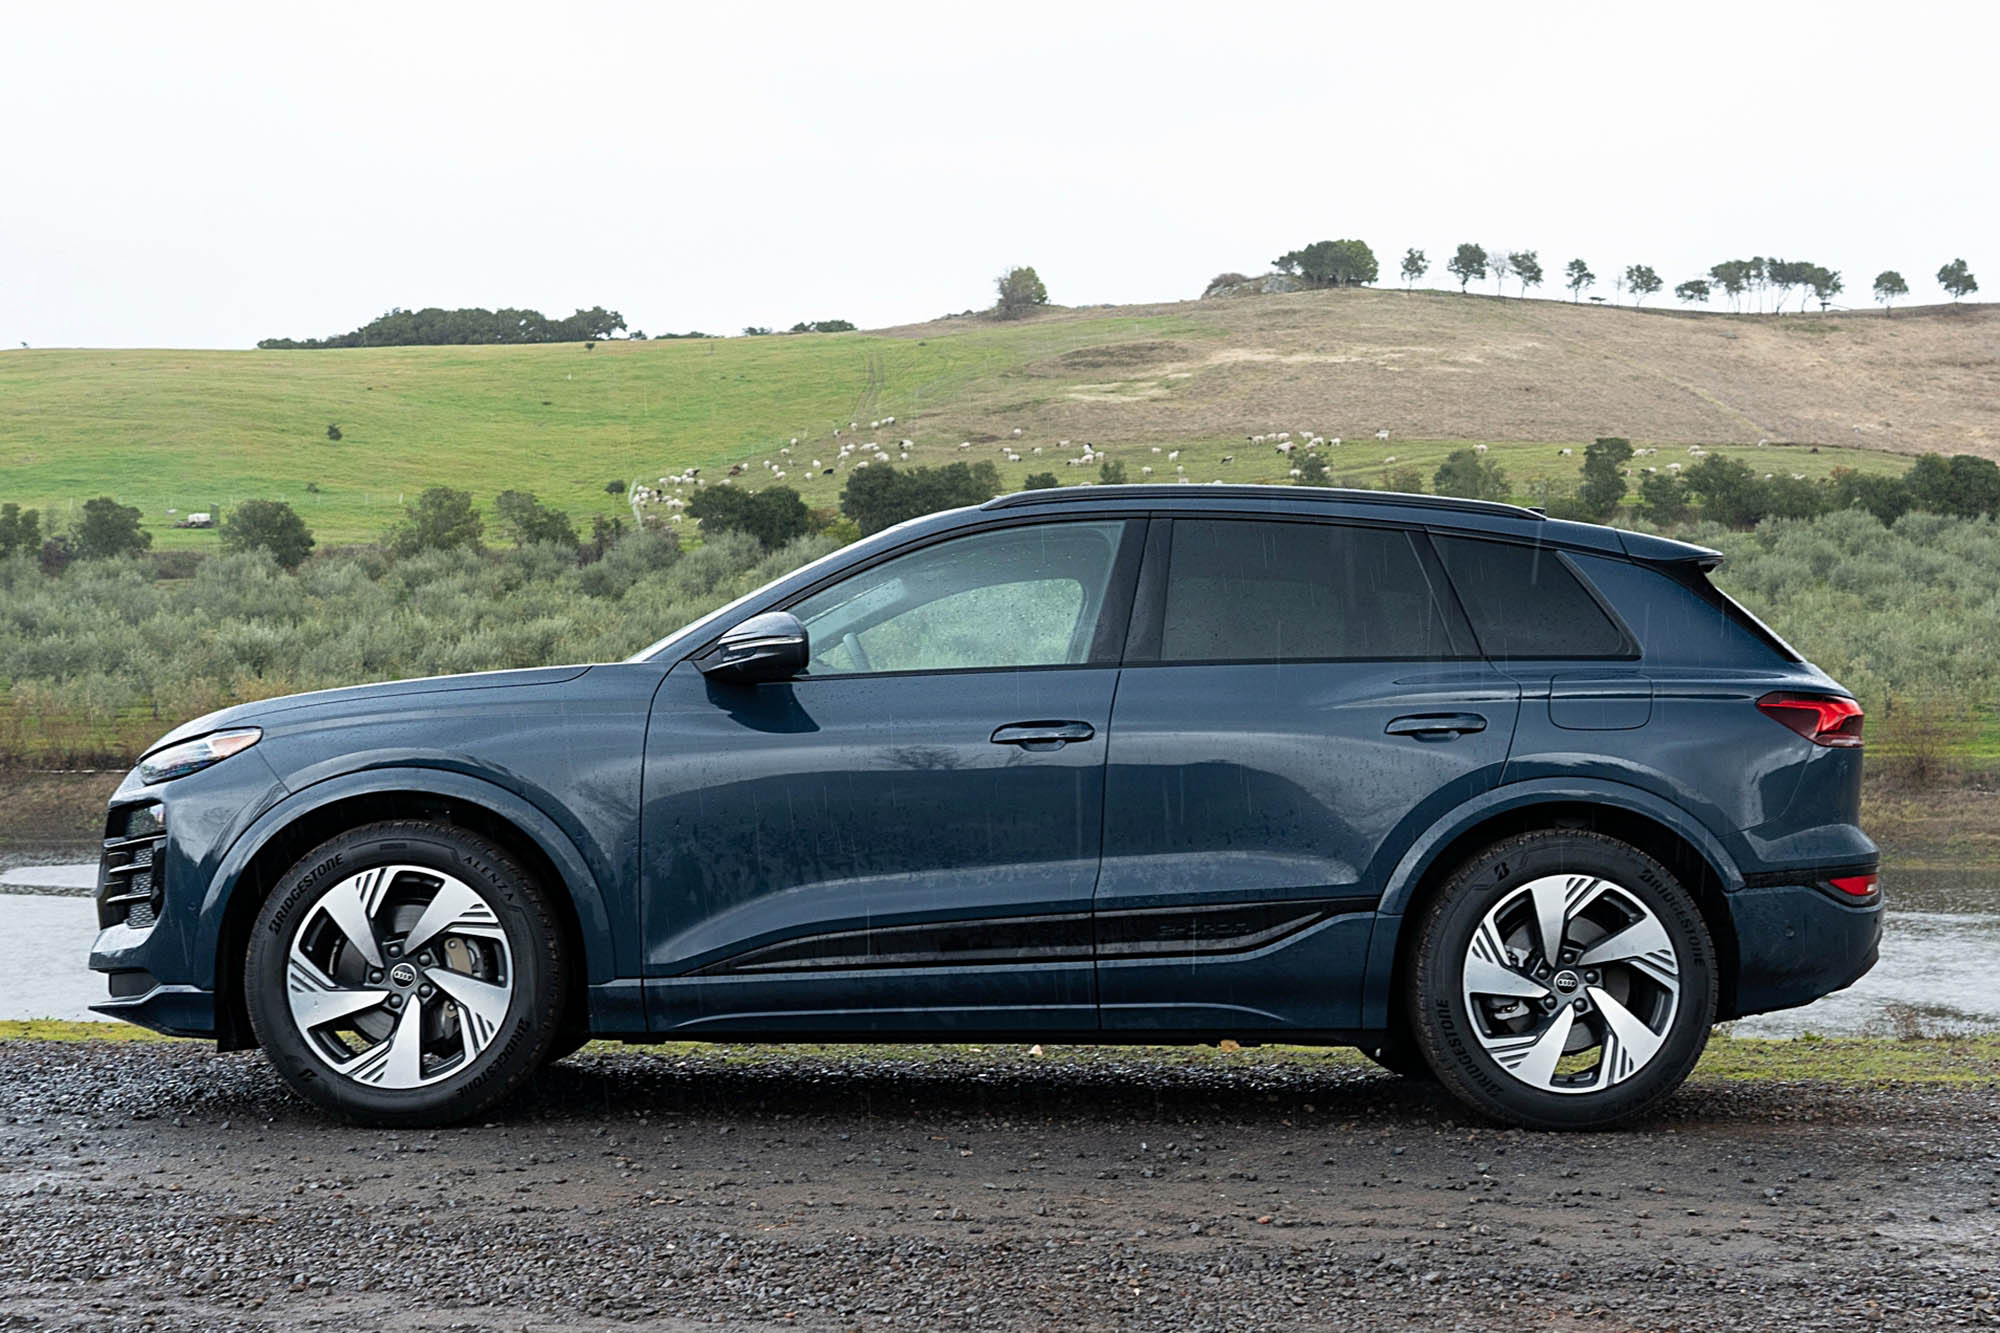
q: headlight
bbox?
[137,727,263,785]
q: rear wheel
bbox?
[1408,830,1716,1130]
[245,821,568,1125]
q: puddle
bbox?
[0,892,106,1022]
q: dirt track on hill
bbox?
[2,1042,1995,1330]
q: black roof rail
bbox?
[982,483,1546,521]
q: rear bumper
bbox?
[1721,880,1882,1020]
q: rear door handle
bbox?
[991,721,1096,750]
[1386,712,1488,740]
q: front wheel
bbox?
[1408,830,1717,1130]
[245,821,569,1126]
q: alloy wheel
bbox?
[1460,873,1682,1094]
[285,864,515,1089]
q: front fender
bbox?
[205,765,629,985]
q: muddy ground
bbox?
[0,1043,1994,1331]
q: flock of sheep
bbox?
[622,417,1807,527]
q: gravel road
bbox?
[2,1042,1994,1331]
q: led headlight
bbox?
[136,727,263,785]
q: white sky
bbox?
[3,0,1993,349]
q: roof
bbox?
[983,483,1546,521]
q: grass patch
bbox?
[0,1019,186,1042]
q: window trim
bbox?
[1122,514,1486,668]
[686,514,1150,682]
[1428,531,1642,662]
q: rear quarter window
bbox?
[1432,535,1632,659]
[1564,552,1796,666]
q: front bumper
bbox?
[1721,878,1883,1019]
[89,984,219,1038]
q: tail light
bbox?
[1828,873,1878,897]
[1757,692,1864,748]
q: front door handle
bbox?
[1386,712,1488,740]
[991,721,1096,750]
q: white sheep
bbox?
[1012,427,1023,437]
[1473,444,1488,453]
[959,441,971,449]
[1277,441,1295,454]
[882,416,894,425]
[1559,448,1574,456]
[1141,466,1154,476]
[1168,450,1180,461]
[1374,429,1390,441]
[1383,455,1397,464]
[1150,446,1162,453]
[1289,467,1302,477]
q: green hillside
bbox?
[8,289,1985,547]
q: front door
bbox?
[1097,516,1521,1033]
[640,517,1143,1036]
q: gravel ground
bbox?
[1,1043,1995,1331]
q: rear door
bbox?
[1096,516,1521,1033]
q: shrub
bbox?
[493,490,579,548]
[1432,449,1510,501]
[1022,472,1060,490]
[1573,438,1633,521]
[383,486,482,556]
[73,496,152,560]
[1295,454,1330,486]
[221,499,316,570]
[1098,459,1129,485]
[840,462,1002,535]
[687,485,811,550]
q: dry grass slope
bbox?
[1,290,1992,546]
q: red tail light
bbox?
[1757,692,1864,748]
[1828,873,1878,897]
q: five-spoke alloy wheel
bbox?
[247,822,567,1125]
[1410,830,1717,1129]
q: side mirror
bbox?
[695,611,809,685]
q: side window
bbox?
[1432,536,1632,658]
[1156,519,1461,663]
[790,521,1129,675]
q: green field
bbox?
[0,315,1916,548]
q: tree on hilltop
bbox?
[1272,239,1379,286]
[994,267,1050,319]
[1938,258,1978,302]
[1675,278,1711,305]
[1873,270,1908,315]
[1400,248,1428,288]
[1447,243,1488,293]
[1564,258,1595,302]
[1624,264,1663,306]
[1510,250,1543,297]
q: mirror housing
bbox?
[695,611,809,685]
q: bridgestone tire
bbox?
[1408,830,1717,1130]
[245,821,568,1126]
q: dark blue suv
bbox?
[88,486,1880,1129]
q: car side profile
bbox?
[88,485,1881,1129]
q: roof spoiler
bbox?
[1617,528,1724,570]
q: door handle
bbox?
[1385,712,1488,740]
[991,721,1096,750]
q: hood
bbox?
[140,665,595,758]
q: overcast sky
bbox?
[4,0,1993,349]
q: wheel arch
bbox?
[206,771,618,1052]
[1365,781,1742,1031]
